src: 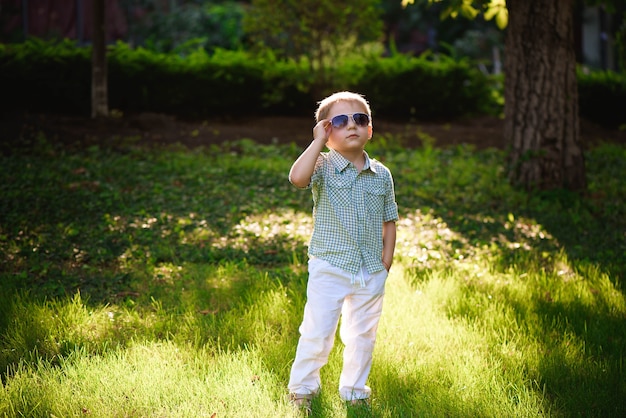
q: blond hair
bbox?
[315,91,372,123]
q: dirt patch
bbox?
[1,111,624,152]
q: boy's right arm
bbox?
[289,120,330,188]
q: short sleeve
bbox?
[383,170,399,223]
[307,153,325,189]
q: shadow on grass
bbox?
[376,138,625,416]
[411,189,626,417]
[0,139,314,385]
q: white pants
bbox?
[288,258,388,401]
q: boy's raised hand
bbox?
[290,119,331,188]
[313,119,331,144]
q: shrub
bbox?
[108,45,268,116]
[1,38,91,114]
[10,38,624,123]
[351,53,495,120]
[577,68,626,128]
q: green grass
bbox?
[0,132,625,417]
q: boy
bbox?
[288,91,398,413]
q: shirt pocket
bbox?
[366,184,386,214]
[326,176,352,207]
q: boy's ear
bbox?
[368,125,373,139]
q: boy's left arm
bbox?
[382,221,396,272]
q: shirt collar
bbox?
[329,149,377,173]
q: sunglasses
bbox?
[330,113,370,129]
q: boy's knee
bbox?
[342,334,376,351]
[300,337,333,357]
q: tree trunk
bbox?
[504,0,586,191]
[91,0,108,119]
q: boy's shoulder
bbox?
[368,155,387,167]
[368,156,393,176]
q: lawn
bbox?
[0,132,624,417]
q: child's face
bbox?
[326,101,372,155]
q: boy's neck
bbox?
[335,148,366,172]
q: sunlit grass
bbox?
[2,341,296,418]
[1,135,625,417]
[376,273,552,417]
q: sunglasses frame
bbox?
[330,113,370,129]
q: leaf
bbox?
[460,4,479,19]
[484,0,508,29]
[484,7,498,21]
[495,9,509,29]
[441,7,456,20]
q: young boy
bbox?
[288,91,398,413]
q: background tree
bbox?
[616,9,626,71]
[403,0,620,191]
[243,0,384,96]
[119,0,245,53]
[504,0,584,191]
[92,0,108,118]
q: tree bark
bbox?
[91,0,108,119]
[504,0,586,191]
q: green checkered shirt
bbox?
[295,149,399,275]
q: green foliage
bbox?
[402,0,509,29]
[0,135,625,416]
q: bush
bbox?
[578,68,626,128]
[10,38,624,123]
[0,39,91,114]
[351,53,495,120]
[108,45,269,116]
[1,39,498,119]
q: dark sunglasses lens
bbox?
[353,113,369,126]
[331,115,349,128]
